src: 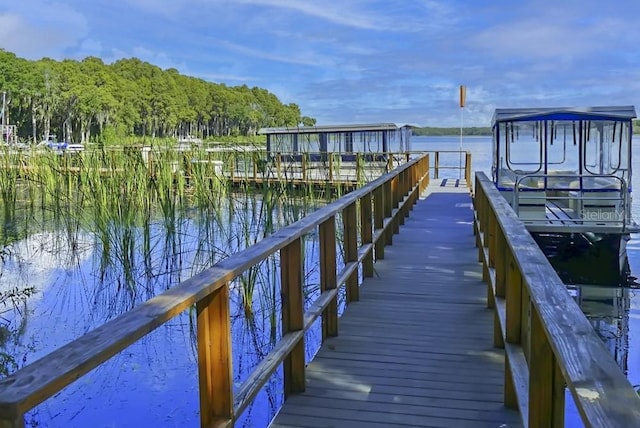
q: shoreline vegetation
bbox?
[0,49,316,147]
[412,126,491,136]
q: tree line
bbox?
[0,49,316,145]
[412,126,491,136]
[417,122,640,137]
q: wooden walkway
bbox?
[270,184,522,427]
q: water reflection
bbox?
[568,284,631,373]
[0,186,330,427]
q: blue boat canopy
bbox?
[492,106,637,126]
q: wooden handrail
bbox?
[474,171,640,427]
[0,155,431,427]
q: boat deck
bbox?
[269,187,522,427]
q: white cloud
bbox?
[0,2,89,59]
[230,0,393,30]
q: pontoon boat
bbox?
[491,106,639,284]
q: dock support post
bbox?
[384,180,393,245]
[320,217,338,339]
[281,238,305,396]
[344,202,359,302]
[196,284,233,427]
[373,187,385,260]
[361,192,374,277]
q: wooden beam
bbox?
[360,193,374,278]
[319,217,338,339]
[197,285,233,427]
[343,202,359,303]
[280,238,305,397]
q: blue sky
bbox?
[1,0,639,127]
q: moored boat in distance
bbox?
[38,134,84,153]
[491,106,639,285]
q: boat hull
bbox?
[530,232,631,286]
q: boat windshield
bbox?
[493,119,631,190]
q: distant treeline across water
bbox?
[412,126,491,136]
[416,120,640,137]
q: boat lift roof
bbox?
[492,106,637,126]
[259,123,403,135]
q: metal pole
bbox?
[1,91,7,145]
[459,105,464,180]
[458,85,465,180]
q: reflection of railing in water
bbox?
[475,171,640,427]
[0,155,431,427]
[569,284,631,375]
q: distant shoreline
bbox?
[412,126,491,137]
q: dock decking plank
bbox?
[270,188,521,427]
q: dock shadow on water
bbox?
[0,149,343,427]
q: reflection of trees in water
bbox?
[571,285,631,373]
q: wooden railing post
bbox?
[276,153,282,180]
[356,153,362,183]
[434,151,440,180]
[398,170,408,223]
[373,187,385,260]
[384,180,393,245]
[252,154,257,180]
[197,285,233,427]
[465,152,472,187]
[301,154,307,181]
[360,193,374,277]
[280,238,305,397]
[328,154,334,182]
[344,202,359,302]
[391,176,400,235]
[529,306,561,427]
[319,217,338,339]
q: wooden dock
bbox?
[270,184,522,427]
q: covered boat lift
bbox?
[259,123,412,162]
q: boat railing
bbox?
[512,173,633,231]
